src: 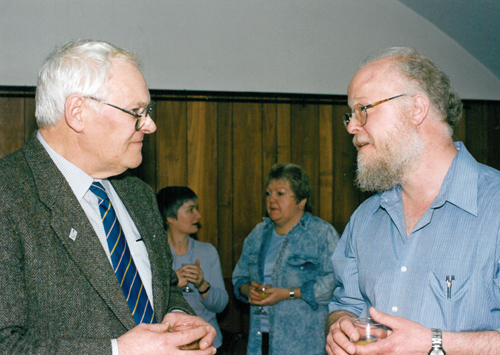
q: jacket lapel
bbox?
[23,135,137,329]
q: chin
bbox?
[127,156,144,170]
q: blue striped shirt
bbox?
[329,142,500,332]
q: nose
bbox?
[195,209,202,219]
[347,118,362,135]
[140,116,157,134]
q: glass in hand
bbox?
[181,263,194,293]
[352,318,388,345]
[253,284,271,315]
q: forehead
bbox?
[179,200,197,209]
[347,58,402,103]
[107,59,150,105]
[267,179,291,190]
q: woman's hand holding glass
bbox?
[248,281,291,306]
[178,259,205,290]
[179,259,204,288]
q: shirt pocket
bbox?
[248,253,260,282]
[425,271,471,329]
[285,254,320,285]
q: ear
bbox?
[64,94,86,133]
[298,199,307,210]
[410,93,429,127]
[166,216,177,226]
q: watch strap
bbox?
[428,329,446,355]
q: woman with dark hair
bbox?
[232,163,340,355]
[157,186,228,349]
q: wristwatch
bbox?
[289,288,295,299]
[428,329,446,355]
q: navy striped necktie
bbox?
[89,181,157,324]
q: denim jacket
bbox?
[233,212,339,355]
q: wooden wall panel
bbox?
[231,102,264,264]
[155,101,188,189]
[485,102,500,171]
[276,104,291,163]
[217,102,234,277]
[290,104,320,214]
[187,101,218,248]
[24,97,37,141]
[261,103,278,213]
[463,101,487,166]
[0,97,26,158]
[319,105,334,223]
[464,101,500,171]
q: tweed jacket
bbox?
[0,134,193,355]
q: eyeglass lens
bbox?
[136,102,156,130]
[343,105,367,128]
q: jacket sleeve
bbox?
[300,223,340,309]
[232,224,262,303]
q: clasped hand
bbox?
[176,259,205,288]
[117,312,216,355]
[248,281,289,306]
[326,308,432,355]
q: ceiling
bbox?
[398,0,500,80]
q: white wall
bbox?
[2,0,499,100]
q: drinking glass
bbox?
[181,263,194,293]
[352,318,388,345]
[253,284,271,315]
[168,322,201,350]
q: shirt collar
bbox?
[37,131,95,201]
[432,142,478,216]
[263,211,312,231]
[380,142,478,216]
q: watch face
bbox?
[429,348,446,355]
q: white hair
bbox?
[35,39,140,128]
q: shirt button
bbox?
[392,306,398,312]
[257,331,262,336]
[401,266,407,272]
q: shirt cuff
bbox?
[171,308,187,313]
[112,339,119,355]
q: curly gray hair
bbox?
[362,47,463,135]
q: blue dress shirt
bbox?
[329,142,500,332]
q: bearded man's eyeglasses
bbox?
[343,94,407,130]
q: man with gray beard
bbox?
[325,47,500,355]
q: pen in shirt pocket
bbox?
[446,275,455,299]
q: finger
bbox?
[333,329,356,355]
[250,281,260,288]
[170,324,208,348]
[369,307,394,328]
[326,333,352,355]
[196,259,200,267]
[198,325,216,350]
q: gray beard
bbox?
[355,122,423,192]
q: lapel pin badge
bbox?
[69,228,78,241]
